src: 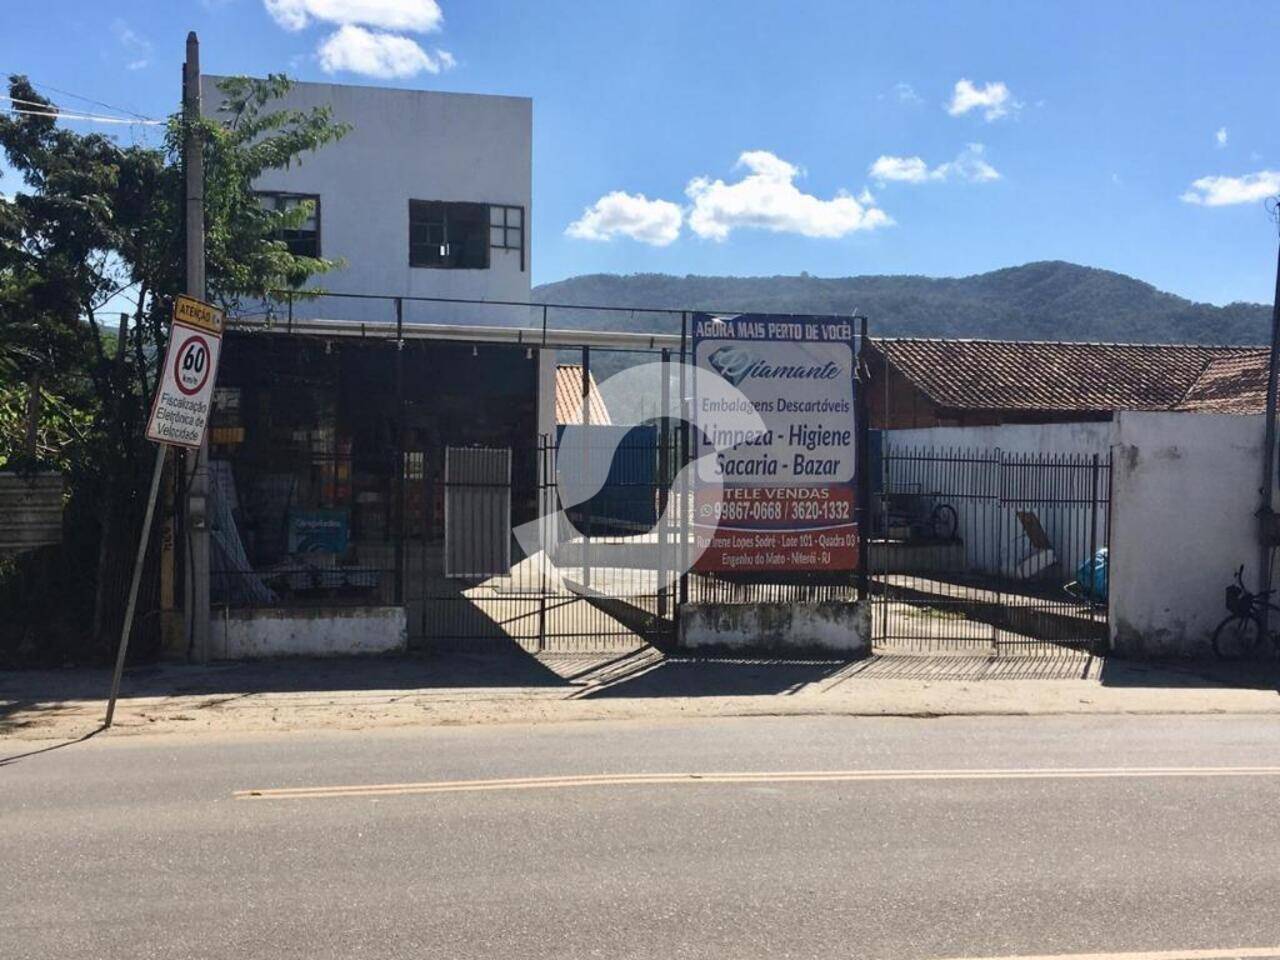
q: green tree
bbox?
[0,74,349,664]
[0,73,348,472]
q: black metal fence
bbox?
[207,297,874,656]
[871,446,1111,655]
[416,432,687,653]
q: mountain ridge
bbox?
[533,261,1270,346]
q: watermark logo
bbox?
[706,345,756,386]
[512,359,764,598]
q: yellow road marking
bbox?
[932,948,1280,960]
[234,766,1280,801]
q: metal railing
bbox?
[871,446,1111,656]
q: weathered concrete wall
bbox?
[679,601,870,655]
[214,606,407,660]
[1109,411,1266,657]
[0,471,64,557]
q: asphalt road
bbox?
[4,715,1280,960]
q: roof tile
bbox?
[872,338,1266,414]
[555,364,611,425]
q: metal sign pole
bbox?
[104,443,167,726]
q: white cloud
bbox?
[566,191,683,246]
[1181,170,1280,206]
[264,0,443,32]
[892,82,922,104]
[1215,126,1228,148]
[869,156,932,183]
[317,25,453,78]
[946,79,1017,121]
[685,151,892,241]
[112,19,152,71]
[870,143,1000,184]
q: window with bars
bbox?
[489,205,525,271]
[408,200,526,271]
[257,192,320,258]
[409,200,490,269]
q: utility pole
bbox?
[105,32,212,726]
[183,31,211,663]
[1259,203,1280,636]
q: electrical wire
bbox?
[0,74,156,121]
[3,104,164,126]
[3,95,66,109]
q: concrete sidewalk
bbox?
[3,649,1279,742]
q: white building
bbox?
[202,75,533,326]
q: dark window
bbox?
[489,204,525,272]
[257,192,320,258]
[409,200,490,269]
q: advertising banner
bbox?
[692,313,858,572]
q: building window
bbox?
[409,200,490,269]
[490,205,525,272]
[257,192,320,258]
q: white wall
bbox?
[1109,411,1268,657]
[215,606,408,659]
[885,422,1114,579]
[680,601,871,654]
[203,76,533,326]
[890,421,1116,456]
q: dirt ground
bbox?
[3,648,1279,744]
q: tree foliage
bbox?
[0,73,348,475]
[0,74,349,665]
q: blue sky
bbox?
[3,0,1280,305]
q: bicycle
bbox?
[920,495,959,543]
[882,488,960,543]
[1211,565,1280,660]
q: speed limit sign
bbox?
[146,296,225,448]
[173,334,212,396]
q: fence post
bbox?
[1104,450,1114,652]
[579,346,591,590]
[991,448,1003,655]
[678,311,690,611]
[1088,452,1100,593]
[538,434,548,652]
[394,297,405,605]
[658,348,671,619]
[855,317,871,606]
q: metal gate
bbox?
[415,432,684,654]
[871,447,1111,655]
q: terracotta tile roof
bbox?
[871,338,1267,414]
[1175,349,1270,414]
[555,364,611,425]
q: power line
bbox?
[0,73,156,122]
[3,104,164,126]
[4,95,65,110]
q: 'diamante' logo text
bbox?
[707,345,843,388]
